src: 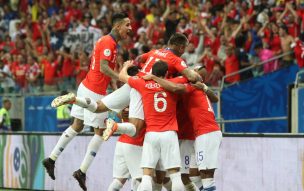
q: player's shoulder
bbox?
[97,35,116,45]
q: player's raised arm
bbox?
[119,60,134,83]
[143,74,186,94]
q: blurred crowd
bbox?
[0,0,304,94]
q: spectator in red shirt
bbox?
[12,55,28,93]
[224,44,240,84]
[26,55,41,93]
[41,51,58,92]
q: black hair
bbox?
[152,60,168,77]
[2,99,11,105]
[112,12,129,26]
[141,45,150,53]
[127,66,139,76]
[168,33,188,47]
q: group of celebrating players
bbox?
[42,12,222,191]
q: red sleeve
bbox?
[128,76,145,92]
[174,58,188,73]
[140,51,152,63]
[168,76,189,84]
[98,38,116,62]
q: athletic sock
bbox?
[116,123,136,136]
[75,97,97,112]
[140,175,153,191]
[190,176,203,189]
[185,182,197,191]
[108,179,123,191]
[131,179,140,191]
[79,134,103,173]
[163,179,172,190]
[50,126,78,161]
[169,172,184,191]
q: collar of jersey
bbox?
[165,47,178,56]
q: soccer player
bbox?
[179,67,222,191]
[119,60,186,191]
[142,66,220,191]
[42,12,132,191]
[107,107,145,191]
[51,33,201,140]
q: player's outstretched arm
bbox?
[118,60,134,83]
[191,82,219,103]
[143,74,186,94]
[100,59,119,80]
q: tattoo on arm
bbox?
[100,60,119,80]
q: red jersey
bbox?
[82,35,117,95]
[42,59,58,85]
[128,77,178,132]
[182,85,220,137]
[139,49,187,77]
[118,127,146,146]
[294,40,304,68]
[177,97,195,140]
[224,54,240,83]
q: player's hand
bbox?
[123,60,134,68]
[191,81,209,92]
[142,74,155,81]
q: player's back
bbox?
[82,35,117,95]
[182,86,220,137]
[128,76,178,133]
[140,49,187,77]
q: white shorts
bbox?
[113,141,143,179]
[101,84,131,113]
[179,140,197,174]
[194,131,222,170]
[71,83,108,128]
[129,88,144,120]
[141,131,181,170]
[101,84,145,120]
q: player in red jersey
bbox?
[102,33,200,140]
[142,66,220,191]
[119,60,186,191]
[42,13,132,191]
[107,107,146,191]
[183,67,222,191]
[51,33,201,141]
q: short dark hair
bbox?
[152,61,168,77]
[112,12,129,25]
[127,66,139,76]
[168,33,188,47]
[2,99,11,105]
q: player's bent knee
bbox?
[200,169,215,178]
[71,118,84,132]
[181,174,191,185]
[129,118,145,136]
[94,128,105,136]
[96,100,109,113]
